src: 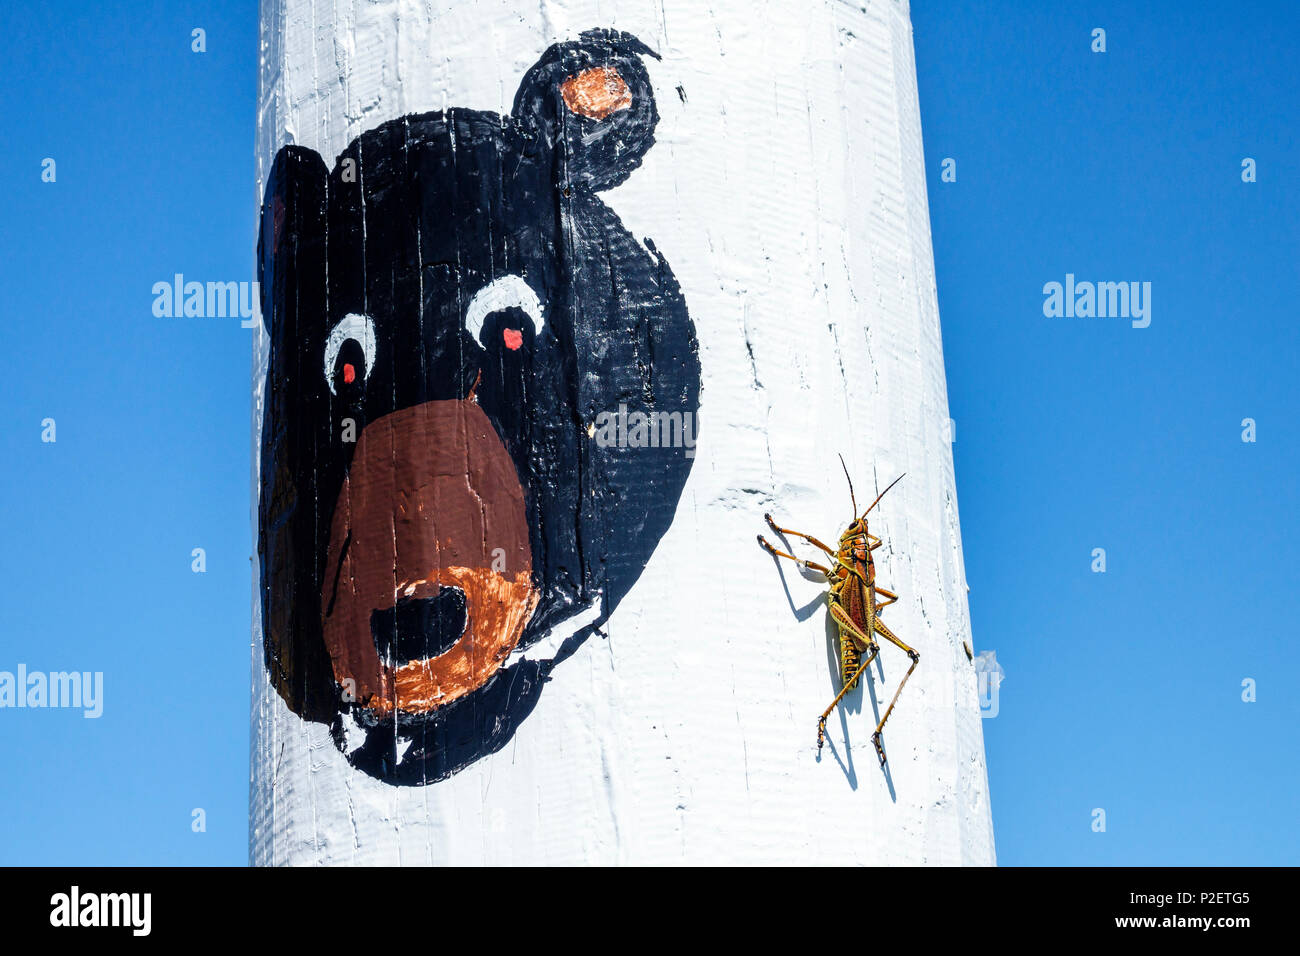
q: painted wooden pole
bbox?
[251,0,995,865]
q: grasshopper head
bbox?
[838,471,905,563]
[840,519,871,562]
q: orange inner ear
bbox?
[561,66,632,120]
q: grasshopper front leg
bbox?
[757,535,833,577]
[763,515,837,558]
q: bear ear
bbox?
[257,145,329,336]
[512,29,661,193]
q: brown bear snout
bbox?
[320,400,538,715]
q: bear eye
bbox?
[464,275,545,350]
[323,313,376,394]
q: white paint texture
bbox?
[251,0,996,865]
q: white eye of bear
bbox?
[323,313,377,393]
[464,275,546,349]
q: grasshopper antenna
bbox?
[838,454,857,516]
[861,473,905,519]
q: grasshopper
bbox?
[758,462,918,766]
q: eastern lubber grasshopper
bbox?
[758,462,918,766]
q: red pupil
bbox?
[343,363,356,384]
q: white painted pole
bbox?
[252,0,994,866]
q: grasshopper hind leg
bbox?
[816,648,878,753]
[869,617,920,767]
[817,602,882,753]
[817,643,858,755]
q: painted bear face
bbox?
[257,30,701,785]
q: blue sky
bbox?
[915,0,1299,864]
[0,1,258,865]
[0,0,1295,865]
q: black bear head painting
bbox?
[256,30,701,785]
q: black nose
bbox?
[370,587,468,666]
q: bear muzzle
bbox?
[320,399,538,715]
